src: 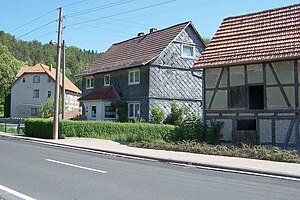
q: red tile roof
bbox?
[79,22,191,76]
[194,3,300,68]
[78,86,120,101]
[16,63,81,93]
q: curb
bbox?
[1,133,300,181]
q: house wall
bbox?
[65,92,80,111]
[83,100,116,121]
[149,25,204,119]
[11,73,55,118]
[203,59,300,148]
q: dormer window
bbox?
[104,74,110,86]
[22,78,25,83]
[33,75,40,83]
[182,44,195,58]
[86,76,94,89]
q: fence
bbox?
[0,118,25,134]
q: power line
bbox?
[66,0,177,28]
[65,0,136,17]
[9,9,56,33]
[67,27,130,38]
[16,20,57,39]
[34,31,57,40]
[62,0,88,8]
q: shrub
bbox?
[206,121,224,144]
[150,107,166,124]
[24,118,63,139]
[110,100,128,122]
[164,102,189,125]
[25,118,174,142]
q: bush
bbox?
[151,107,166,124]
[25,118,174,142]
[110,100,128,122]
[24,118,62,139]
[164,102,189,125]
[130,141,300,163]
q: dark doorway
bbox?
[249,85,264,109]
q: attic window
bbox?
[104,74,110,86]
[33,75,40,83]
[128,70,140,85]
[182,44,195,58]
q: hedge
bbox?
[25,118,175,142]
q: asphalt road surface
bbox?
[0,136,299,200]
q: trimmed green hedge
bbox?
[25,118,175,142]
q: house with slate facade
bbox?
[194,4,300,149]
[78,21,205,121]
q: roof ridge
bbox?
[224,3,300,21]
[112,21,191,46]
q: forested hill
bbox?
[0,30,102,89]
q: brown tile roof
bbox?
[59,107,82,120]
[79,21,191,76]
[194,3,300,68]
[16,63,81,93]
[78,86,120,101]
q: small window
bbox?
[128,70,140,85]
[91,105,96,118]
[237,120,256,130]
[33,89,39,98]
[104,105,116,119]
[33,75,40,83]
[31,108,38,116]
[104,74,110,86]
[22,78,25,83]
[86,77,94,89]
[47,91,51,98]
[128,102,140,119]
[249,85,264,109]
[85,106,88,113]
[182,44,195,58]
[48,75,52,83]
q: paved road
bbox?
[0,136,299,200]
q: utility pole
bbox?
[62,40,66,120]
[53,7,63,140]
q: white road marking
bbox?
[0,184,36,200]
[46,159,107,174]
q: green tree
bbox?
[163,102,189,125]
[202,37,211,46]
[38,97,63,118]
[151,107,166,124]
[0,44,23,103]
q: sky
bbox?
[1,0,299,52]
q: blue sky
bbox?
[1,0,299,52]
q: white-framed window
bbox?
[128,70,140,85]
[31,108,38,116]
[181,44,195,58]
[128,102,140,119]
[86,76,94,89]
[33,75,40,83]
[33,89,39,98]
[91,105,96,118]
[47,91,51,98]
[104,74,110,86]
[104,104,116,119]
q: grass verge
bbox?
[130,141,300,163]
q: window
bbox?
[229,86,246,108]
[22,78,25,83]
[104,74,110,86]
[85,106,88,113]
[33,89,39,98]
[86,77,94,89]
[237,120,256,130]
[48,75,52,83]
[104,105,116,119]
[128,70,140,85]
[47,91,51,98]
[249,85,264,109]
[182,44,195,58]
[91,105,96,118]
[33,75,40,83]
[31,108,38,116]
[128,102,140,119]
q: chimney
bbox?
[149,28,157,33]
[49,64,52,72]
[137,32,144,37]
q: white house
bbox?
[10,63,81,118]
